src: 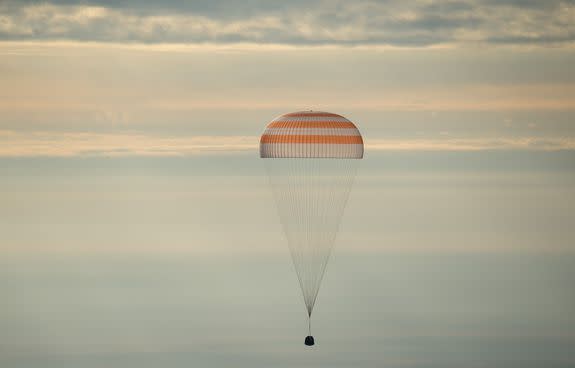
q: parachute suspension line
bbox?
[265,157,360,335]
[308,315,312,336]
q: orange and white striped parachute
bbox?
[260,111,363,158]
[260,111,363,345]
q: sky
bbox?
[1,0,575,155]
[1,1,575,367]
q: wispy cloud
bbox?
[1,1,574,47]
[0,132,256,157]
[367,137,575,151]
[1,43,574,114]
[1,131,573,157]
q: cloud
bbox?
[0,131,573,157]
[367,137,575,151]
[0,0,574,47]
[0,132,257,157]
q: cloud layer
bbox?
[1,130,573,157]
[1,0,574,46]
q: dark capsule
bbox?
[305,335,315,346]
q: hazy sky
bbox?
[1,0,575,156]
[1,1,575,367]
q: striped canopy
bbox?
[259,111,364,159]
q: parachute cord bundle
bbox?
[265,158,359,322]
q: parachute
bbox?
[260,111,363,346]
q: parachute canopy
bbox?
[260,111,363,159]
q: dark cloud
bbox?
[2,0,312,17]
[0,0,573,46]
[482,0,574,10]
